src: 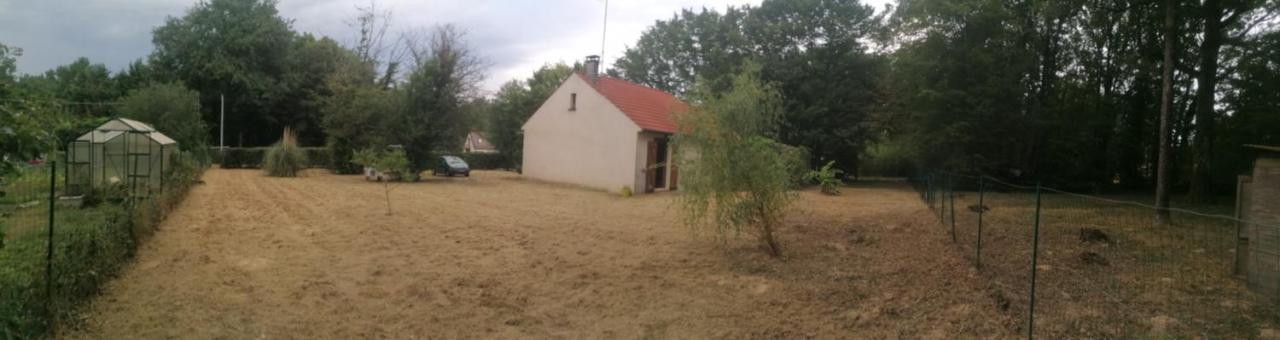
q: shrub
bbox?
[353,147,413,214]
[354,147,412,181]
[262,128,307,177]
[779,144,812,187]
[457,153,506,170]
[620,186,633,197]
[674,63,794,257]
[216,147,266,169]
[806,161,845,195]
[81,184,128,208]
[118,82,210,163]
[303,148,332,169]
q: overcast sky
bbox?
[0,0,892,94]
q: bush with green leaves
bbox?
[353,147,412,214]
[674,64,794,257]
[263,128,307,177]
[118,82,209,163]
[353,147,412,181]
[806,161,845,195]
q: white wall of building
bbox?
[522,75,641,193]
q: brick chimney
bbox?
[585,55,600,84]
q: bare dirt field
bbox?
[63,169,1013,339]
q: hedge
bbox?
[214,147,506,172]
[211,147,330,169]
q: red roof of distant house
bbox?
[578,73,688,133]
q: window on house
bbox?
[570,93,577,111]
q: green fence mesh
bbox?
[913,171,1279,338]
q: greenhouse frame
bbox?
[65,118,178,197]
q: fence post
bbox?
[976,176,985,269]
[45,161,56,322]
[940,175,947,221]
[950,176,957,242]
[927,174,933,210]
[1028,181,1043,339]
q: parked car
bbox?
[433,155,470,177]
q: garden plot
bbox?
[64,170,1012,338]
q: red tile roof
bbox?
[578,73,688,133]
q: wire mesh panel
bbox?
[0,163,56,336]
[913,171,1280,338]
[974,178,1040,335]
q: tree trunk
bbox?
[1188,0,1224,202]
[761,220,782,258]
[758,205,782,257]
[384,180,392,215]
[1155,0,1177,226]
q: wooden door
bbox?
[669,144,678,190]
[645,140,657,193]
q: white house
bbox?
[521,55,689,194]
[463,132,497,153]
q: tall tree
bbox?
[1155,0,1177,225]
[350,1,403,88]
[150,0,295,146]
[118,82,209,161]
[399,25,485,171]
[745,0,884,173]
[612,7,751,97]
[1186,0,1270,201]
[16,57,118,117]
[487,63,573,168]
[273,34,353,146]
[615,0,885,173]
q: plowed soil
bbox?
[63,169,1012,339]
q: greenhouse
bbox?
[65,118,178,197]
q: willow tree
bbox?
[674,64,796,257]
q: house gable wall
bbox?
[522,75,641,192]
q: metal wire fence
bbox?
[914,171,1279,338]
[1,155,201,338]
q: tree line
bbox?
[609,0,1279,201]
[0,0,489,174]
[3,0,1279,200]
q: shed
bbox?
[66,118,178,197]
[1237,144,1280,297]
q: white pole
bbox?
[220,94,225,150]
[601,0,609,61]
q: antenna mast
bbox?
[601,0,609,61]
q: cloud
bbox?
[0,0,891,93]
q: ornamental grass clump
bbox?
[263,127,307,177]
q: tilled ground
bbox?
[63,169,1012,339]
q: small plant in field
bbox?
[353,147,412,214]
[620,186,633,197]
[263,127,307,177]
[806,161,844,195]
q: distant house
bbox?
[521,55,689,194]
[463,132,497,153]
